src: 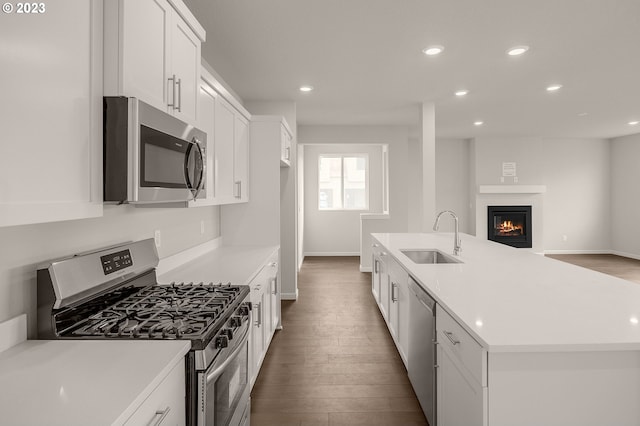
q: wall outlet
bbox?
[562,234,568,242]
[154,230,161,248]
[513,176,519,183]
[200,220,205,235]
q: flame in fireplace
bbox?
[497,220,523,236]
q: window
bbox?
[318,154,368,210]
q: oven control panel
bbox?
[100,249,133,275]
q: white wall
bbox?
[299,126,410,260]
[473,137,611,252]
[303,144,383,255]
[610,133,640,259]
[0,205,220,337]
[436,139,471,234]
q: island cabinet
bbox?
[104,0,206,126]
[372,242,409,366]
[0,0,103,228]
[387,256,410,366]
[436,305,488,426]
[249,251,280,388]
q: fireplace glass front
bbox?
[487,205,532,248]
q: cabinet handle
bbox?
[285,146,290,160]
[443,331,460,346]
[391,282,397,302]
[234,181,242,198]
[272,277,278,295]
[168,75,177,108]
[254,302,262,327]
[381,252,387,257]
[372,243,379,248]
[269,262,278,268]
[150,407,171,426]
[374,259,379,274]
[176,78,182,112]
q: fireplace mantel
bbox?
[478,185,547,194]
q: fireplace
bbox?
[487,205,532,248]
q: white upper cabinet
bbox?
[280,123,293,167]
[233,115,250,203]
[0,0,103,227]
[191,68,251,207]
[104,0,205,126]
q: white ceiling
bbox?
[184,0,640,139]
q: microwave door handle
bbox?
[192,140,205,200]
[184,140,205,201]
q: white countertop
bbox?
[373,232,640,353]
[0,340,190,426]
[158,245,279,285]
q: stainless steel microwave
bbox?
[103,97,206,204]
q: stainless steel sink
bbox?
[400,249,463,264]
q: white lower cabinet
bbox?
[249,251,279,388]
[372,240,409,367]
[124,359,185,426]
[436,305,488,426]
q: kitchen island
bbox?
[373,232,640,426]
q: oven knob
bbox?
[215,335,229,349]
[239,305,250,316]
[229,316,243,327]
[221,328,234,340]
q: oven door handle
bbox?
[205,310,251,384]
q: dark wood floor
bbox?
[546,253,640,284]
[250,256,428,426]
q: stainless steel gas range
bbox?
[36,238,251,426]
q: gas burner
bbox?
[67,282,247,344]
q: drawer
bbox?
[436,305,487,387]
[124,359,186,425]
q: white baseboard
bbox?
[303,252,360,257]
[157,237,223,276]
[543,249,612,255]
[360,265,372,272]
[612,250,640,261]
[281,290,298,300]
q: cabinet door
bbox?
[169,14,200,124]
[0,0,102,227]
[196,83,216,204]
[120,0,171,112]
[233,115,249,202]
[280,125,292,167]
[214,96,236,202]
[437,343,486,426]
[250,286,265,387]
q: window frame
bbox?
[317,153,369,211]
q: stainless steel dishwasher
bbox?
[408,277,436,426]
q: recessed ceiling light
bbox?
[507,45,529,56]
[455,90,469,97]
[422,45,444,56]
[474,121,484,126]
[546,84,562,92]
[629,121,639,126]
[299,85,314,92]
[577,112,589,117]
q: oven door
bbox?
[198,314,251,426]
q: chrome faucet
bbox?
[433,210,462,256]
